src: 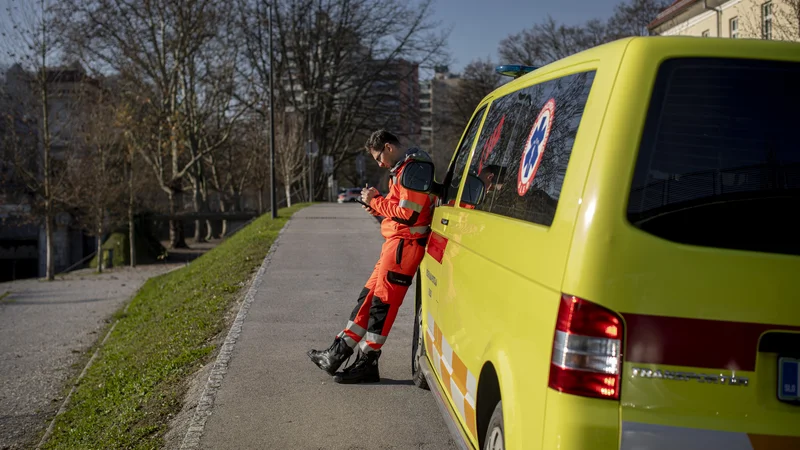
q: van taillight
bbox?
[548,294,623,400]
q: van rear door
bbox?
[615,55,800,447]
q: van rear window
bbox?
[628,58,800,256]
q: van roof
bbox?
[489,36,800,102]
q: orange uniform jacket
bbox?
[368,148,435,241]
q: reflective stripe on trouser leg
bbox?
[360,295,396,352]
[338,287,372,348]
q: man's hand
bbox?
[362,203,378,216]
[361,187,379,205]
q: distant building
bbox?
[0,62,100,281]
[372,58,420,145]
[649,0,799,41]
[420,66,462,180]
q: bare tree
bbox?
[237,0,449,202]
[498,0,669,66]
[450,59,501,126]
[739,0,800,41]
[0,0,70,280]
[180,10,250,242]
[58,0,241,249]
[785,0,800,39]
[116,86,164,266]
[205,116,261,236]
[126,139,137,266]
[63,87,126,272]
[607,0,671,38]
[499,16,594,66]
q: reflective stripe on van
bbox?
[426,312,478,439]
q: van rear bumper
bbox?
[541,388,620,449]
[621,422,800,450]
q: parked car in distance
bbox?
[337,188,362,203]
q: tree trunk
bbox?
[219,197,228,237]
[233,190,242,213]
[128,158,136,267]
[41,25,54,281]
[205,219,215,241]
[168,190,188,249]
[44,209,54,280]
[284,183,292,208]
[203,178,213,241]
[258,187,263,215]
[300,166,307,203]
[192,173,206,243]
[96,233,103,273]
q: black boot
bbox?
[308,337,354,375]
[333,350,381,384]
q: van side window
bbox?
[442,106,486,207]
[628,58,800,256]
[464,71,596,226]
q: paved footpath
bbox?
[0,263,186,449]
[193,204,456,450]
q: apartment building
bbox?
[649,0,799,41]
[419,66,462,179]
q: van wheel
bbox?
[483,401,504,450]
[412,302,429,390]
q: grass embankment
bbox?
[42,204,309,449]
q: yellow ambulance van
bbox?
[409,36,800,450]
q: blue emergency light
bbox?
[495,64,539,78]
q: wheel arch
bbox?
[476,362,501,448]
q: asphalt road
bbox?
[0,264,184,449]
[197,203,456,450]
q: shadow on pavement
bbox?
[3,297,109,306]
[375,378,415,386]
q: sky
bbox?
[0,0,628,75]
[429,0,624,73]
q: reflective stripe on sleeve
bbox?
[399,199,423,213]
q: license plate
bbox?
[778,357,799,402]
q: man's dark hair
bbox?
[482,164,506,184]
[365,129,400,152]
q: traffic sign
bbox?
[305,141,319,157]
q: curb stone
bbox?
[178,218,293,450]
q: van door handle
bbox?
[441,218,449,225]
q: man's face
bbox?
[479,171,495,190]
[369,143,391,169]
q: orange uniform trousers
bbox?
[337,235,426,353]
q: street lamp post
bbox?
[304,91,314,202]
[268,1,277,219]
